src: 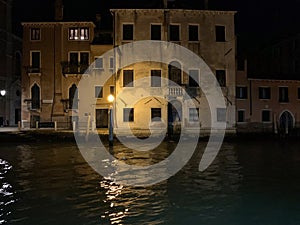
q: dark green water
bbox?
[1,138,300,225]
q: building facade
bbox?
[21,21,108,128]
[0,0,22,126]
[107,9,237,135]
[236,61,300,134]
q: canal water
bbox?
[1,137,300,225]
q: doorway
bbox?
[96,109,109,128]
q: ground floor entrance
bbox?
[96,109,109,128]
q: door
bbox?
[15,109,21,124]
[279,111,294,130]
[96,109,109,128]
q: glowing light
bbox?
[0,90,6,96]
[107,94,114,103]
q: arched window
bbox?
[31,84,40,109]
[69,84,78,109]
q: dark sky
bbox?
[12,0,300,54]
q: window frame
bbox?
[122,23,134,41]
[94,56,104,69]
[188,24,199,42]
[30,50,41,72]
[215,25,226,42]
[30,28,41,41]
[189,108,199,122]
[123,108,134,122]
[278,86,289,103]
[151,69,162,87]
[237,110,245,123]
[68,27,89,41]
[123,69,134,87]
[215,69,226,87]
[262,110,271,123]
[169,24,180,42]
[151,108,162,122]
[95,86,103,99]
[236,86,248,99]
[258,87,271,100]
[150,24,162,40]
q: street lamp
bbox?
[0,90,6,97]
[107,94,115,146]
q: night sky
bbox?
[12,0,300,54]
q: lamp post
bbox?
[108,94,115,146]
[0,90,6,127]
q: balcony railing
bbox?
[61,62,89,75]
[168,86,183,96]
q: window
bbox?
[94,57,103,69]
[189,70,199,87]
[30,51,40,72]
[123,24,133,40]
[151,108,161,122]
[30,28,40,40]
[69,27,89,40]
[236,86,248,99]
[215,25,225,42]
[151,70,161,87]
[262,110,271,122]
[189,108,199,122]
[298,87,300,99]
[95,86,103,98]
[169,25,180,41]
[69,52,89,65]
[109,57,114,69]
[110,86,115,95]
[259,87,271,99]
[216,70,226,87]
[237,110,245,122]
[279,87,289,102]
[151,24,161,40]
[31,84,40,109]
[69,84,78,109]
[189,25,199,41]
[123,70,134,87]
[123,108,134,122]
[217,108,226,122]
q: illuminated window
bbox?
[123,70,134,87]
[123,24,133,40]
[69,27,89,40]
[189,25,199,41]
[151,24,161,40]
[30,28,40,40]
[123,108,134,122]
[189,108,199,122]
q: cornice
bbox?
[21,21,95,27]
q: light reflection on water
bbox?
[0,139,300,224]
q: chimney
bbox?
[55,0,64,21]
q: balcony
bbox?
[24,99,40,111]
[25,66,41,76]
[61,62,89,76]
[168,86,183,96]
[61,98,78,112]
